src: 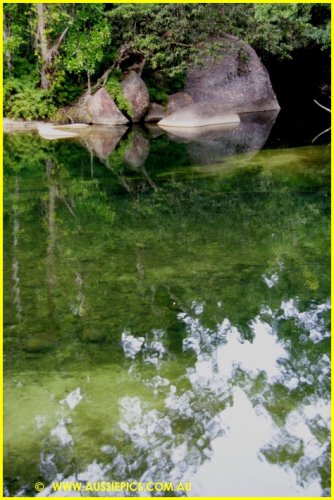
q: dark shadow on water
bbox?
[160,111,279,164]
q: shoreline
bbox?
[3,118,93,140]
[3,118,53,133]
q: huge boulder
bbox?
[184,34,280,113]
[121,71,150,123]
[87,88,129,125]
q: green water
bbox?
[4,127,330,497]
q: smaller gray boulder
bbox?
[144,103,166,123]
[121,71,150,123]
[87,88,129,125]
[166,92,193,115]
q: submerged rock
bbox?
[37,124,80,140]
[161,122,240,141]
[121,71,150,123]
[184,34,280,113]
[23,336,54,353]
[158,102,240,128]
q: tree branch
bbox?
[312,126,331,143]
[90,63,116,93]
[49,27,69,59]
[314,99,331,113]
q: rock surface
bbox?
[38,124,81,140]
[158,102,240,128]
[121,71,150,122]
[166,92,193,115]
[184,34,280,113]
[60,95,95,124]
[4,118,43,132]
[144,103,166,123]
[87,88,129,125]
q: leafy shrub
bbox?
[147,85,168,105]
[49,70,83,108]
[4,77,56,120]
[105,74,132,118]
[144,72,186,105]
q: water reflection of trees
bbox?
[3,131,330,496]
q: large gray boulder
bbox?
[121,71,150,123]
[87,88,129,125]
[184,34,280,113]
[56,89,128,125]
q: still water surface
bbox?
[4,113,330,496]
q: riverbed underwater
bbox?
[4,110,330,496]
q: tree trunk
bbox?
[36,3,68,89]
[3,12,13,74]
[87,73,91,95]
[37,4,50,89]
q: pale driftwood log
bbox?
[312,127,331,143]
[312,99,331,143]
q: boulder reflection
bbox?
[75,111,279,186]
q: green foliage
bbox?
[48,70,83,108]
[3,4,31,76]
[147,85,168,106]
[65,179,115,223]
[106,134,132,173]
[3,3,331,118]
[105,74,132,117]
[145,73,185,105]
[249,4,331,59]
[4,77,56,120]
[63,10,111,79]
